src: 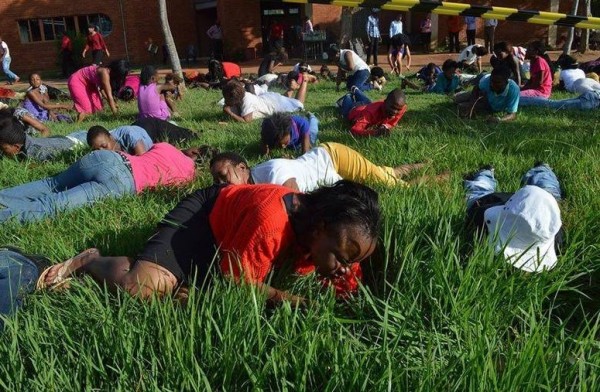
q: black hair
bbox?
[140,64,157,86]
[493,41,511,54]
[87,24,97,31]
[371,66,385,78]
[386,88,406,106]
[28,72,41,80]
[221,79,245,107]
[474,46,489,56]
[527,40,553,69]
[557,53,578,70]
[285,71,300,88]
[292,180,381,240]
[491,65,511,81]
[261,113,293,149]
[104,60,131,93]
[208,59,224,82]
[0,110,26,146]
[118,86,135,101]
[442,59,458,72]
[86,125,110,146]
[297,62,309,73]
[209,151,248,169]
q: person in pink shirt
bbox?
[137,65,177,120]
[0,143,210,224]
[520,41,553,98]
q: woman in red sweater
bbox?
[82,25,110,65]
[38,181,381,304]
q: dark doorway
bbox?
[196,7,218,58]
[260,1,303,56]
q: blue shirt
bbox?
[367,15,381,38]
[484,18,498,27]
[464,16,477,30]
[111,126,154,154]
[389,20,403,37]
[479,75,520,114]
[417,65,442,85]
[431,73,460,94]
[287,115,310,150]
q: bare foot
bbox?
[39,248,101,289]
[394,162,428,178]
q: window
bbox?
[16,13,112,43]
[263,9,285,16]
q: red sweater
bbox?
[85,33,107,51]
[348,102,407,137]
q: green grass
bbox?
[1,80,600,390]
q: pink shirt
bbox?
[529,57,553,97]
[138,83,170,120]
[126,143,195,193]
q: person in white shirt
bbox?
[333,48,371,91]
[209,143,429,192]
[556,54,600,94]
[366,9,381,66]
[0,36,19,84]
[303,16,314,34]
[206,21,223,60]
[457,44,488,73]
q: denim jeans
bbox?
[464,164,562,209]
[0,250,39,326]
[2,56,18,82]
[346,69,372,91]
[519,91,600,110]
[0,150,136,224]
[339,88,372,120]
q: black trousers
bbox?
[366,37,379,65]
[448,32,460,53]
[466,29,476,46]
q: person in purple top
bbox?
[137,65,177,120]
[22,73,73,123]
[260,112,319,154]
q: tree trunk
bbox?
[563,0,580,54]
[158,0,184,83]
[579,0,592,54]
[340,7,354,46]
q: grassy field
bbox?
[1,78,600,390]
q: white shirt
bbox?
[241,92,303,119]
[560,68,586,92]
[389,20,403,37]
[207,25,222,40]
[458,44,483,65]
[1,41,10,57]
[293,63,313,73]
[340,49,369,74]
[251,147,342,192]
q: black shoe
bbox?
[533,161,547,168]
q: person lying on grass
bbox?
[336,87,407,137]
[0,112,87,161]
[518,90,600,111]
[37,180,381,305]
[455,66,519,123]
[457,44,488,74]
[86,125,154,156]
[0,142,212,224]
[400,62,441,92]
[132,117,197,145]
[1,107,51,137]
[283,70,317,99]
[222,79,305,122]
[463,162,563,272]
[260,112,319,154]
[209,143,435,192]
[403,59,460,95]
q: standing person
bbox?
[269,20,285,52]
[82,25,110,65]
[206,21,223,60]
[420,14,432,53]
[0,36,19,84]
[59,32,75,77]
[464,16,477,46]
[388,34,411,76]
[389,14,403,45]
[520,41,552,98]
[67,60,130,123]
[303,16,314,34]
[447,15,462,53]
[366,9,381,66]
[484,18,498,53]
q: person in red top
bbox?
[59,32,75,77]
[520,41,553,98]
[82,25,110,65]
[337,87,407,137]
[221,62,241,79]
[269,20,285,52]
[447,16,462,53]
[37,181,381,305]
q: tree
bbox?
[340,6,354,46]
[158,0,184,81]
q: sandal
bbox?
[36,248,100,291]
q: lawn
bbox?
[1,78,600,390]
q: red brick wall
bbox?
[218,0,262,59]
[0,0,197,74]
[312,4,342,38]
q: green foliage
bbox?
[0,80,599,390]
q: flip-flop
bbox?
[36,248,100,291]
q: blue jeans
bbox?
[2,56,18,82]
[464,164,562,209]
[308,113,319,145]
[346,69,372,91]
[519,91,600,110]
[0,150,136,224]
[0,250,39,326]
[339,88,372,120]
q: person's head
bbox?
[261,113,293,150]
[304,16,310,22]
[384,88,406,117]
[87,125,118,151]
[118,86,135,101]
[425,62,437,76]
[222,79,246,107]
[320,65,330,76]
[396,14,403,21]
[275,47,288,63]
[493,42,512,59]
[28,73,42,89]
[292,180,381,278]
[557,54,578,70]
[105,60,131,92]
[140,64,158,86]
[87,24,96,34]
[371,8,380,16]
[370,66,385,80]
[490,66,511,94]
[297,61,309,73]
[441,59,458,79]
[165,73,182,85]
[285,71,302,90]
[0,111,26,158]
[526,40,545,60]
[209,152,250,185]
[426,13,431,19]
[474,46,489,57]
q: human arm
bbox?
[21,114,51,137]
[99,35,110,57]
[281,177,300,191]
[405,46,412,70]
[223,105,253,122]
[294,77,309,104]
[132,140,147,156]
[510,58,521,87]
[97,68,118,114]
[477,56,483,74]
[254,281,306,307]
[25,90,71,111]
[300,132,311,154]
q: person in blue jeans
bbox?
[0,37,19,84]
[0,247,47,327]
[86,125,154,155]
[463,163,563,272]
[337,86,373,120]
[519,90,600,110]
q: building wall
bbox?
[0,0,197,75]
[218,0,262,59]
